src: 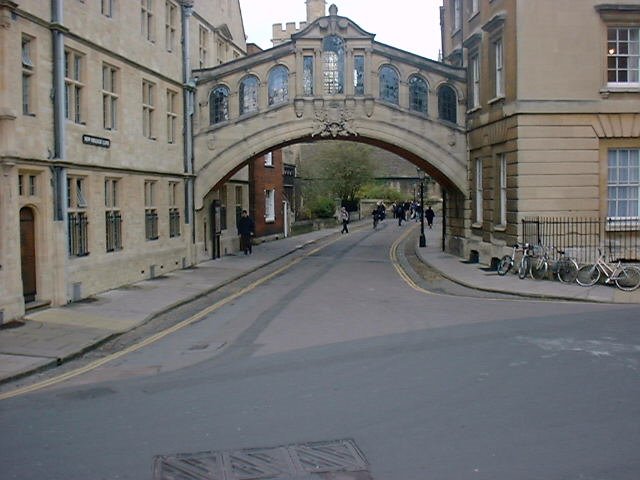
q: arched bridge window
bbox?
[409,75,428,114]
[379,66,399,105]
[438,84,457,123]
[209,86,229,125]
[323,35,345,95]
[268,65,289,106]
[239,75,259,115]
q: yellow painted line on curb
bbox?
[389,224,438,295]
[0,233,344,401]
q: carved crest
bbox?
[312,106,358,138]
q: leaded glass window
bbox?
[438,84,457,123]
[239,75,259,115]
[409,75,428,114]
[209,86,229,124]
[379,65,399,104]
[354,55,364,95]
[268,65,289,106]
[303,56,314,96]
[322,35,344,95]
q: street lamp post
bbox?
[417,168,426,248]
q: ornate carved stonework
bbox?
[312,106,358,138]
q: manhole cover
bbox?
[153,438,372,480]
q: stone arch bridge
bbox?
[193,5,468,211]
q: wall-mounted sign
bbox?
[82,134,111,148]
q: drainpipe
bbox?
[51,0,67,222]
[181,1,195,244]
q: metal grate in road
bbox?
[153,438,371,480]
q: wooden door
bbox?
[20,207,37,302]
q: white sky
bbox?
[239,0,443,61]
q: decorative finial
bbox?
[329,4,338,16]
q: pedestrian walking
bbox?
[396,204,405,226]
[425,205,435,228]
[340,206,350,234]
[237,210,255,254]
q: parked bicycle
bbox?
[530,246,579,283]
[497,243,534,279]
[576,248,640,291]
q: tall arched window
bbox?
[409,75,428,114]
[239,75,259,115]
[438,84,457,123]
[268,66,289,106]
[379,66,399,104]
[322,35,345,95]
[209,86,229,124]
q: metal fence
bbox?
[522,217,639,264]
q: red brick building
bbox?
[249,151,286,239]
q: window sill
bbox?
[471,222,483,229]
[600,86,640,98]
[466,106,482,114]
[265,218,275,224]
[493,224,507,232]
[606,218,640,232]
[488,96,505,105]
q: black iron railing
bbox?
[522,217,639,264]
[106,211,122,252]
[68,211,89,257]
[145,209,159,240]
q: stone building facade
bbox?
[440,0,640,263]
[0,0,248,323]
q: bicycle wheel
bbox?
[530,257,548,280]
[518,256,531,279]
[576,264,600,286]
[497,255,512,276]
[615,266,640,291]
[556,258,579,283]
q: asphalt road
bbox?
[1,222,639,480]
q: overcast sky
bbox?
[239,0,443,61]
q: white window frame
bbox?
[264,152,273,167]
[265,189,275,222]
[453,0,461,32]
[607,148,639,220]
[607,27,640,87]
[471,0,479,15]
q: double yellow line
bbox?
[389,224,436,295]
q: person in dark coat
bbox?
[396,204,405,226]
[425,205,435,228]
[237,210,255,254]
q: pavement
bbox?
[1,221,638,385]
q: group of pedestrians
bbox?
[391,201,435,227]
